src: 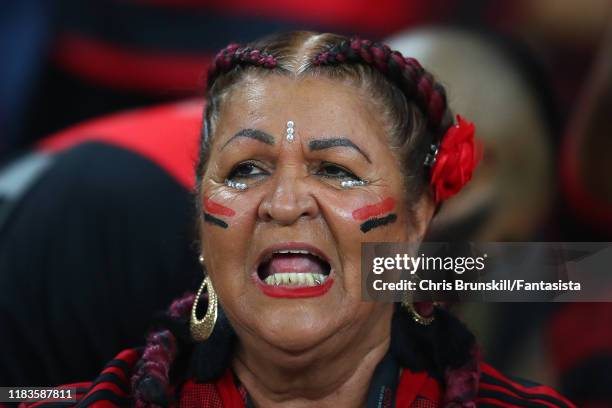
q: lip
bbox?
[252,242,335,299]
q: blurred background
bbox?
[0,0,611,406]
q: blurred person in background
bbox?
[387,22,612,407]
[386,24,560,386]
[0,101,203,387]
[509,0,612,117]
[560,17,612,239]
[387,28,557,243]
[550,20,612,408]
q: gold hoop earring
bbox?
[401,293,435,326]
[190,275,218,342]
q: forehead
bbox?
[214,74,387,140]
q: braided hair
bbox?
[134,32,477,407]
[131,295,192,408]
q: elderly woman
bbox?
[23,32,573,408]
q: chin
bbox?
[250,301,346,355]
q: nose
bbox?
[258,166,319,225]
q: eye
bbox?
[317,163,359,180]
[228,162,268,180]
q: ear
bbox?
[412,190,436,242]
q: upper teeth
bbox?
[260,249,329,286]
[276,250,309,254]
[271,249,324,260]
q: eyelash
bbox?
[227,161,268,179]
[226,162,364,183]
[317,163,360,180]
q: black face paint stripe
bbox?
[203,213,228,229]
[360,214,397,233]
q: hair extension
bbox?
[207,43,278,91]
[132,293,236,407]
[312,36,450,132]
[132,322,182,406]
[131,294,196,407]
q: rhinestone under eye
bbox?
[341,180,369,189]
[224,179,248,190]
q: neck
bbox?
[232,309,393,408]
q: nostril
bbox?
[262,197,317,225]
[257,176,319,224]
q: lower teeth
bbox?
[264,272,327,286]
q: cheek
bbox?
[318,192,403,283]
[200,190,260,266]
[321,193,401,236]
[201,187,260,231]
[351,197,398,233]
[202,196,235,229]
[201,191,263,299]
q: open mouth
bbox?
[257,250,332,287]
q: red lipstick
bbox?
[255,277,334,298]
[253,242,334,299]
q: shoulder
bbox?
[477,362,576,407]
[19,348,141,408]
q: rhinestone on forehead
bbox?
[286,121,294,143]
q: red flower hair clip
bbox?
[427,115,481,203]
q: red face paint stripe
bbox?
[204,197,235,217]
[352,197,395,221]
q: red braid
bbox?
[207,43,278,90]
[313,36,450,134]
[132,293,196,407]
[168,293,196,318]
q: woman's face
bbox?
[200,74,433,356]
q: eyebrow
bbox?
[221,128,275,150]
[308,138,371,163]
